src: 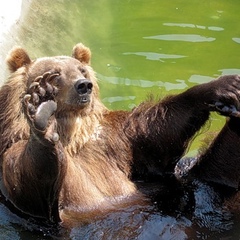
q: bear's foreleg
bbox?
[2,72,67,222]
[126,75,240,178]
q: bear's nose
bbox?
[74,79,93,95]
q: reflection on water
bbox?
[69,204,192,240]
[219,69,240,75]
[232,38,240,44]
[163,22,224,32]
[0,180,238,239]
[1,0,240,239]
[123,51,186,62]
[98,73,188,95]
[102,95,136,105]
[144,34,216,42]
[188,75,213,84]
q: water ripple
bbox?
[163,23,224,32]
[232,38,240,44]
[218,68,240,75]
[97,73,188,91]
[123,52,186,61]
[144,34,216,42]
[102,96,136,104]
[188,75,213,84]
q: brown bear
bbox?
[1,43,240,225]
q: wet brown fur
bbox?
[0,44,138,222]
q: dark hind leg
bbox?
[185,117,240,189]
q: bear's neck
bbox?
[56,102,108,156]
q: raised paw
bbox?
[23,71,60,142]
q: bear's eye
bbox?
[79,67,88,78]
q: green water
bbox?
[13,0,240,106]
[0,0,240,238]
[14,0,240,155]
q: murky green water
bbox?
[0,0,240,239]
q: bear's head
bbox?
[6,43,100,116]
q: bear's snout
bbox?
[74,79,93,95]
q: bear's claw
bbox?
[208,101,240,118]
[34,71,59,83]
[28,72,59,102]
[23,71,60,134]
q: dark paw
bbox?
[208,101,240,118]
[23,72,60,134]
[174,157,198,181]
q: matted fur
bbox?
[0,67,30,158]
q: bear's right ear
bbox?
[6,47,31,73]
[72,43,91,65]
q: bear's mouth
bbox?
[77,94,91,105]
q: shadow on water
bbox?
[1,0,240,239]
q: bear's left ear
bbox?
[6,46,31,73]
[72,43,91,65]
